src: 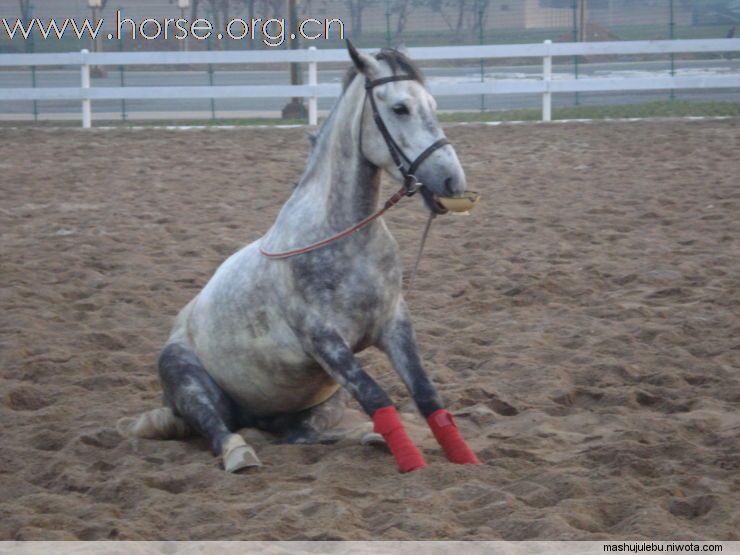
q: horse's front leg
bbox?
[378,302,481,465]
[308,328,427,473]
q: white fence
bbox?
[1,38,739,127]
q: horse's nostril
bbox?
[444,177,455,196]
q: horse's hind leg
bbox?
[116,406,191,440]
[158,343,261,472]
[269,388,350,444]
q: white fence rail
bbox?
[1,39,739,127]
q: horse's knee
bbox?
[311,332,392,416]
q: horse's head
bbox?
[346,41,467,215]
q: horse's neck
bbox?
[273,82,381,235]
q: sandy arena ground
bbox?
[1,119,738,540]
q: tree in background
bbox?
[206,0,230,35]
[18,0,32,52]
[425,0,461,37]
[231,0,285,20]
[472,0,490,38]
[18,0,31,21]
[265,0,286,19]
[425,0,487,41]
[346,0,378,37]
[451,0,473,39]
[189,0,202,20]
[391,0,420,38]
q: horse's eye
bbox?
[392,103,410,116]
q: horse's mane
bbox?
[342,48,425,91]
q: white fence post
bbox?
[80,49,91,129]
[542,40,552,122]
[308,46,318,126]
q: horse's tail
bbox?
[116,407,191,440]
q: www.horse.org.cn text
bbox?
[1,11,345,47]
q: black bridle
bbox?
[362,75,450,197]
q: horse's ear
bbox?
[346,39,381,80]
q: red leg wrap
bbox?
[427,409,481,465]
[373,406,427,473]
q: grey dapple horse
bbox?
[119,41,480,473]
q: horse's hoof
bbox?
[116,408,190,440]
[360,432,385,446]
[116,417,138,438]
[224,445,262,473]
[222,434,261,473]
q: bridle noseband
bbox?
[363,75,450,196]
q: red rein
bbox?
[259,186,408,259]
[372,406,480,472]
